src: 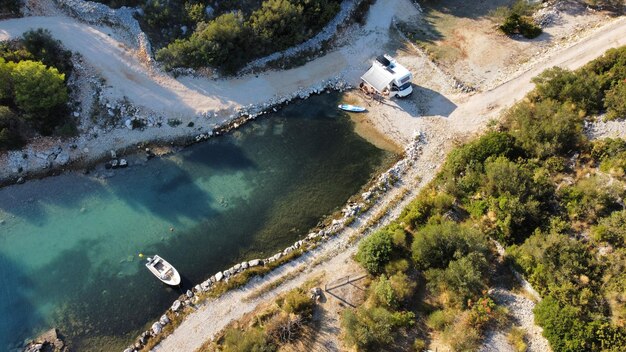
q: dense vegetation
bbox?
[344,46,626,351]
[0,29,73,150]
[154,0,340,72]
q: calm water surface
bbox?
[0,94,393,351]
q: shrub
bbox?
[371,273,416,309]
[605,80,626,120]
[279,288,314,317]
[592,210,626,247]
[426,309,455,331]
[500,13,542,39]
[341,306,414,350]
[356,230,394,274]
[534,297,594,352]
[507,326,528,352]
[558,174,623,224]
[441,131,518,180]
[531,67,605,114]
[411,221,488,270]
[221,326,275,352]
[509,231,602,307]
[504,98,585,159]
[426,252,489,308]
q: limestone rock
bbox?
[159,314,170,325]
[151,322,162,335]
[171,300,181,312]
[215,272,224,282]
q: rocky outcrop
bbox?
[22,328,67,352]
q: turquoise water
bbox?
[0,94,393,351]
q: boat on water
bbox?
[145,255,181,286]
[338,104,367,113]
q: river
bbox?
[0,93,395,351]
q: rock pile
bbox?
[22,329,66,352]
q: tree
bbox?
[10,60,67,115]
[356,230,394,274]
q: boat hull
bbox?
[145,255,181,286]
[338,104,367,113]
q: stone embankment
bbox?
[122,131,426,352]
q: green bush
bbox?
[592,210,626,247]
[604,80,626,120]
[558,175,623,224]
[279,288,314,317]
[531,67,605,114]
[441,131,518,181]
[500,13,542,39]
[411,220,488,270]
[356,230,394,274]
[426,252,489,308]
[371,273,416,309]
[533,297,626,352]
[509,231,602,307]
[341,306,414,350]
[504,98,585,159]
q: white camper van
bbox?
[360,54,413,98]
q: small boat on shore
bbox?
[338,104,367,113]
[145,255,181,286]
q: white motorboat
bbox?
[145,255,181,286]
